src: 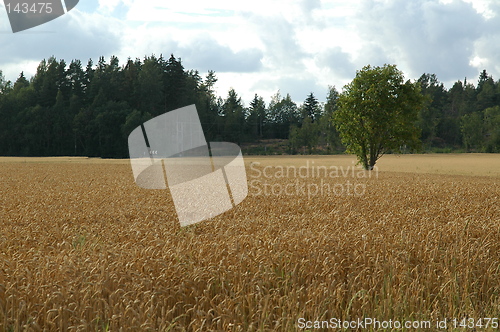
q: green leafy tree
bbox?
[483,106,500,152]
[268,91,300,139]
[463,79,477,115]
[94,100,131,158]
[333,64,424,170]
[447,80,471,117]
[288,125,300,154]
[320,85,341,152]
[0,70,5,92]
[289,116,319,154]
[461,111,484,151]
[122,109,152,141]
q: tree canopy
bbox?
[1,56,500,158]
[333,64,425,170]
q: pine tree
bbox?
[302,92,321,122]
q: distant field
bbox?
[2,153,500,176]
[0,155,499,330]
[247,153,500,177]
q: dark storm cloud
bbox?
[178,36,263,73]
[355,0,486,82]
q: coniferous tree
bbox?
[222,88,245,144]
[247,94,267,139]
[121,58,141,109]
[195,71,219,141]
[302,92,321,123]
[476,73,496,112]
[163,54,186,111]
[138,55,164,116]
[3,55,500,157]
[417,73,447,147]
[268,92,299,139]
[67,59,86,99]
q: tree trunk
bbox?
[368,154,377,170]
[361,144,369,170]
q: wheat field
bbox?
[0,154,499,331]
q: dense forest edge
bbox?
[0,54,499,158]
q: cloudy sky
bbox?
[0,0,499,105]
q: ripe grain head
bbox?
[0,156,499,330]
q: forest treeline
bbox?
[0,55,499,158]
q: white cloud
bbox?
[472,33,500,79]
[463,0,496,18]
[0,8,123,81]
[353,0,486,87]
[98,0,121,12]
[1,0,500,103]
